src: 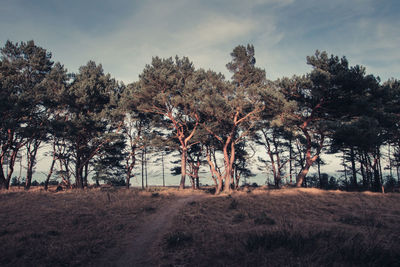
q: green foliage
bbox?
[60,61,121,187]
[0,40,54,188]
[11,177,19,186]
[1,40,399,191]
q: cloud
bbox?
[176,16,256,50]
[1,0,399,83]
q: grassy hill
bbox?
[1,187,400,266]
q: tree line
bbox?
[0,40,399,193]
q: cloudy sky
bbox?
[1,0,399,84]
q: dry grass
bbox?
[2,186,400,266]
[161,188,400,266]
[0,186,178,266]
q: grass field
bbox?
[0,186,175,266]
[1,186,400,266]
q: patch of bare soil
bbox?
[98,193,206,266]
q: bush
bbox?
[48,180,59,186]
[105,177,126,186]
[384,175,397,192]
[11,177,20,186]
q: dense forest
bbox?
[0,40,399,193]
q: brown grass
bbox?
[0,186,178,266]
[2,187,400,266]
[161,188,400,266]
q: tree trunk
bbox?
[296,148,320,187]
[75,151,84,189]
[318,159,322,188]
[365,153,372,190]
[25,140,41,190]
[388,144,393,178]
[191,176,195,190]
[206,148,222,194]
[141,149,144,189]
[371,155,381,192]
[125,158,132,188]
[44,157,56,191]
[289,138,293,185]
[263,130,280,187]
[44,140,57,191]
[267,149,278,187]
[162,152,165,187]
[296,163,312,187]
[296,132,324,188]
[6,149,19,190]
[194,160,200,189]
[125,169,132,189]
[145,147,148,188]
[25,163,33,190]
[83,162,89,187]
[179,147,187,190]
[360,156,367,189]
[377,148,384,193]
[223,140,235,193]
[343,152,348,189]
[0,162,7,189]
[275,153,282,188]
[234,166,241,190]
[350,147,357,188]
[195,175,200,189]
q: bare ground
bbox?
[98,193,206,266]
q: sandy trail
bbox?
[99,194,203,267]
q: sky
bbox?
[1,0,398,182]
[1,0,399,84]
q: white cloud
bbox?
[176,15,256,50]
[2,0,398,83]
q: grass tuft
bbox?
[253,212,276,225]
[164,231,193,249]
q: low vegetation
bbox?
[1,187,400,266]
[161,188,400,266]
[0,186,174,266]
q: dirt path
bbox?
[99,194,204,266]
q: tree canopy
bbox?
[1,40,399,193]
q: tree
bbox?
[256,126,293,187]
[329,63,383,190]
[136,56,200,189]
[200,45,266,193]
[186,143,203,189]
[0,40,53,189]
[40,62,70,190]
[62,61,121,188]
[279,51,380,187]
[382,79,400,183]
